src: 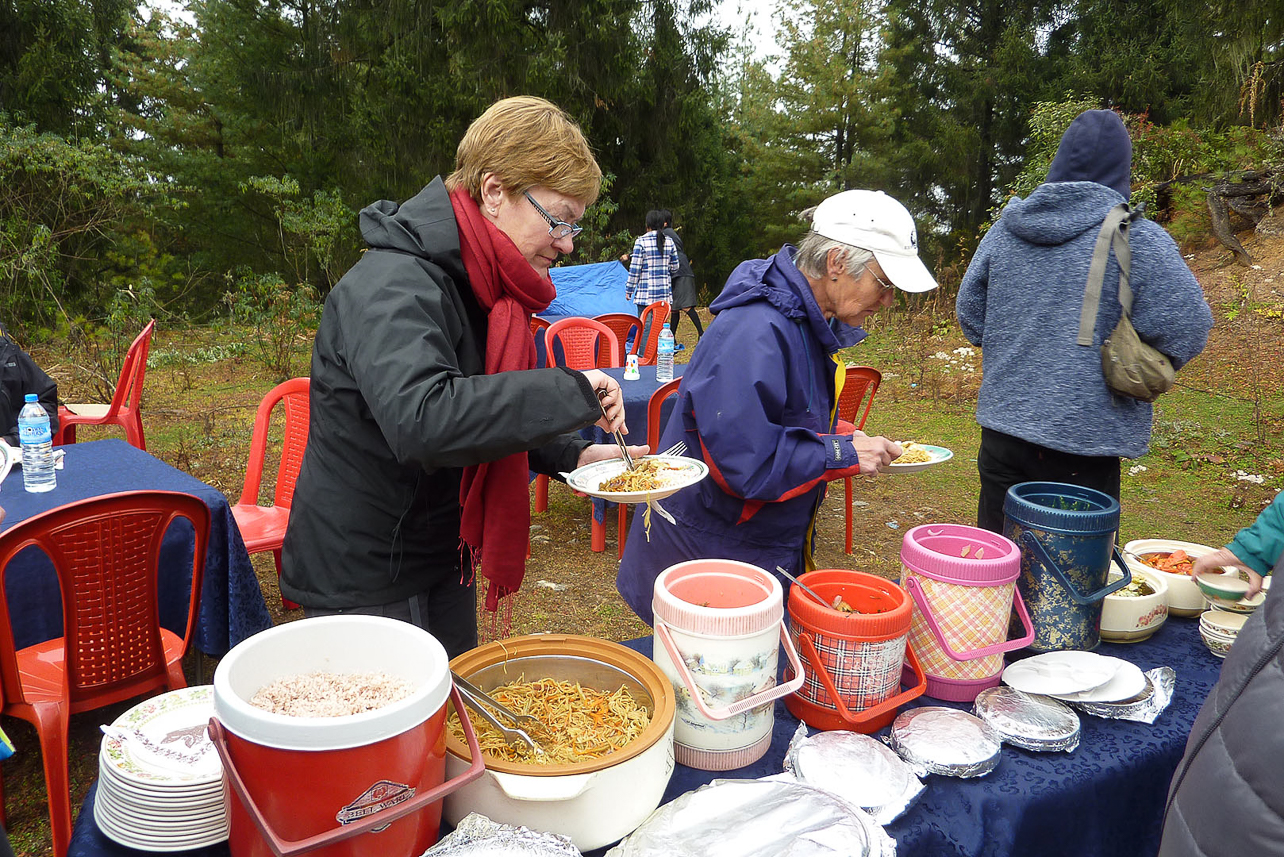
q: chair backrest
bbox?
[838,365,882,431]
[636,302,671,365]
[647,377,682,449]
[104,319,156,418]
[593,313,642,365]
[529,316,552,369]
[545,317,621,371]
[238,377,311,509]
[0,490,210,708]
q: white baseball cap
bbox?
[811,190,938,294]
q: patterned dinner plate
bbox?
[100,686,222,786]
[562,454,708,503]
[885,444,953,473]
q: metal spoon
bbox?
[776,566,831,609]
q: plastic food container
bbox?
[1100,566,1169,642]
[443,635,676,853]
[1123,539,1216,618]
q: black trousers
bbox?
[976,427,1121,534]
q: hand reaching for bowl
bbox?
[1192,548,1264,597]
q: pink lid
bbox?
[901,524,1020,584]
[652,559,782,636]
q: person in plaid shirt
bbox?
[625,210,679,345]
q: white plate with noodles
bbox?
[885,443,953,473]
[562,454,708,503]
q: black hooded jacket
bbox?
[280,178,598,608]
[1,325,59,446]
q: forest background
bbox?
[2,0,1282,368]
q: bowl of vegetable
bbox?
[1100,566,1169,642]
[1123,539,1219,618]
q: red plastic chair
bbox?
[593,313,642,366]
[530,316,551,369]
[834,366,882,554]
[55,319,155,450]
[545,317,620,372]
[537,318,620,552]
[230,378,310,610]
[635,302,670,365]
[616,377,684,558]
[0,490,209,857]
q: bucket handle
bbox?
[904,576,1035,661]
[796,631,927,727]
[209,686,486,857]
[654,620,806,720]
[1019,533,1132,605]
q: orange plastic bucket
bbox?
[209,617,484,857]
[784,569,926,733]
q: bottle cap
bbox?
[24,394,38,403]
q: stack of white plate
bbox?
[96,686,228,851]
[1001,651,1148,703]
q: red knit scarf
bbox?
[450,186,556,614]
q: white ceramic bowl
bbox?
[1199,625,1234,659]
[1200,609,1249,638]
[1100,567,1169,643]
[1124,539,1218,618]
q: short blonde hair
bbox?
[446,96,602,206]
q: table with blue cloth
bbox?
[0,438,274,657]
[68,615,1218,857]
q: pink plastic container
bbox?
[900,524,1034,702]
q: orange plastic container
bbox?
[784,569,926,732]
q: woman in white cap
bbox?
[616,189,937,621]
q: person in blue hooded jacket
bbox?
[956,109,1213,533]
[616,189,938,622]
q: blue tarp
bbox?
[545,261,636,318]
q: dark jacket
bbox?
[1160,534,1284,854]
[0,325,58,446]
[281,178,599,608]
[615,247,863,622]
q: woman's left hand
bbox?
[578,443,651,469]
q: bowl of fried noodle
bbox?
[442,634,676,851]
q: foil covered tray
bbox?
[422,812,582,856]
[972,686,1080,752]
[887,706,1001,778]
[784,724,924,824]
[605,777,896,857]
[1068,667,1175,723]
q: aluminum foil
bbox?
[972,686,1080,752]
[422,813,582,856]
[1068,667,1175,723]
[783,723,924,824]
[887,707,1002,778]
[604,777,896,857]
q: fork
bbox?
[659,441,686,458]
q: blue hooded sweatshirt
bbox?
[956,111,1213,459]
[615,247,865,622]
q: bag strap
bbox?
[1077,203,1136,346]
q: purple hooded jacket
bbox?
[615,247,866,623]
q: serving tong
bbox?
[597,389,635,471]
[450,670,544,754]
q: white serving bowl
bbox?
[1100,567,1169,643]
[1200,609,1249,639]
[1123,539,1218,618]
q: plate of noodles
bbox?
[562,454,708,503]
[885,442,953,473]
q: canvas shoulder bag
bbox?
[1077,203,1175,403]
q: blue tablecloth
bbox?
[68,615,1218,857]
[0,439,273,657]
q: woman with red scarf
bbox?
[281,97,639,657]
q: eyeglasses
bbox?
[524,191,583,240]
[863,262,895,293]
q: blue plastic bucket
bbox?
[1002,482,1131,652]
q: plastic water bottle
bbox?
[656,322,675,383]
[18,393,56,493]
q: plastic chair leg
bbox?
[31,703,72,857]
[60,424,78,445]
[617,503,629,559]
[844,476,854,555]
[591,516,606,552]
[534,474,549,514]
[124,414,146,451]
[274,550,299,610]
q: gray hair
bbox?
[794,206,872,279]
